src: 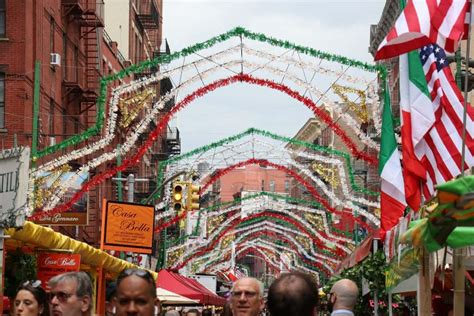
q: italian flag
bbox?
[399,52,433,211]
[379,86,407,236]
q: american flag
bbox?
[416,43,474,198]
[375,0,470,60]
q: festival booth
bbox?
[156,287,199,305]
[156,269,226,306]
[385,176,474,314]
[5,221,157,278]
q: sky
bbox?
[162,0,386,153]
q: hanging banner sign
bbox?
[37,253,81,288]
[0,147,30,228]
[34,171,89,226]
[102,200,155,254]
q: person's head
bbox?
[186,309,200,316]
[49,271,92,316]
[267,271,319,316]
[164,310,180,316]
[105,281,117,316]
[114,268,159,316]
[13,280,50,316]
[230,277,264,316]
[202,309,212,316]
[329,279,359,311]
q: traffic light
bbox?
[172,182,184,211]
[186,184,200,211]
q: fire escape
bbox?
[62,0,104,128]
[61,0,104,244]
[135,0,161,78]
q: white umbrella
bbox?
[156,287,200,305]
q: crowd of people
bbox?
[10,269,359,316]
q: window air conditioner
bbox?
[50,53,61,66]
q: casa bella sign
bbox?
[0,147,30,228]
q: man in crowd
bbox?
[328,279,359,316]
[267,271,319,316]
[114,268,160,316]
[49,271,93,316]
[185,308,201,316]
[230,277,265,316]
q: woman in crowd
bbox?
[12,280,49,316]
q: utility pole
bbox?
[112,174,149,203]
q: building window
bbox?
[0,0,5,37]
[261,180,265,191]
[0,72,4,128]
[50,16,55,54]
[269,180,275,192]
[49,99,55,135]
[284,180,290,193]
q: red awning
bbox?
[156,270,226,306]
[335,231,380,274]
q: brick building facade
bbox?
[0,0,176,254]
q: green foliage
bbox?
[4,249,37,298]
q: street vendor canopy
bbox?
[5,221,157,279]
[156,269,226,306]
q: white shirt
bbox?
[331,309,355,316]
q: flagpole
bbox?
[454,2,473,315]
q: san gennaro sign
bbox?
[0,147,30,228]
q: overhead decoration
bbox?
[332,84,369,123]
[30,73,381,220]
[311,163,339,189]
[26,27,389,280]
[118,87,156,128]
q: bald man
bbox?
[230,277,265,316]
[329,279,359,316]
[267,271,319,316]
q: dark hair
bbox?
[186,308,201,316]
[267,271,319,316]
[106,281,117,302]
[202,309,212,316]
[117,268,156,298]
[14,281,50,316]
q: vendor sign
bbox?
[37,253,81,288]
[102,201,155,254]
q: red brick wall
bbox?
[219,165,291,202]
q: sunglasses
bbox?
[23,280,42,288]
[49,291,74,303]
[117,268,154,283]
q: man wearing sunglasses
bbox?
[48,271,93,316]
[230,277,265,316]
[114,268,160,316]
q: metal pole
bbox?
[116,144,123,201]
[373,239,378,316]
[31,61,41,167]
[0,229,4,312]
[127,174,135,203]
[454,1,472,314]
